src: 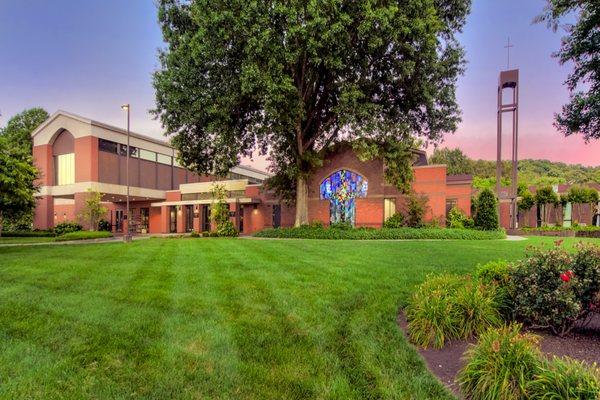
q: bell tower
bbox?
[496,68,519,229]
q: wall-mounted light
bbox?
[252,204,258,215]
[63,212,67,220]
[54,213,57,220]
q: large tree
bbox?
[536,0,600,141]
[0,108,49,152]
[153,0,471,225]
[429,147,472,175]
[0,137,38,235]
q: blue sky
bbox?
[1,0,599,166]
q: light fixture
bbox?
[54,213,57,220]
[121,104,129,111]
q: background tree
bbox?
[78,189,107,231]
[153,0,471,226]
[535,186,559,225]
[0,108,49,152]
[473,188,499,230]
[428,148,472,175]
[536,0,600,141]
[517,189,535,227]
[0,137,38,236]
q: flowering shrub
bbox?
[509,242,600,336]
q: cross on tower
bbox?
[504,37,514,70]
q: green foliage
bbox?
[78,189,107,231]
[474,189,499,231]
[429,147,472,175]
[55,231,113,241]
[404,192,428,228]
[0,107,49,152]
[329,221,352,230]
[383,212,405,229]
[189,230,200,238]
[0,230,54,238]
[509,242,600,336]
[0,137,38,236]
[210,183,238,237]
[458,324,541,400]
[446,206,474,229]
[518,190,535,211]
[528,356,600,400]
[153,0,470,223]
[476,260,513,318]
[97,219,111,232]
[54,222,83,236]
[406,274,501,349]
[535,1,600,141]
[255,226,506,240]
[406,274,463,349]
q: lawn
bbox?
[0,237,594,399]
[0,236,56,244]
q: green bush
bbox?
[254,226,506,240]
[216,220,238,237]
[405,192,427,228]
[55,231,113,241]
[54,221,83,236]
[528,356,600,400]
[476,260,513,318]
[329,221,353,230]
[458,324,541,400]
[508,243,600,336]
[447,206,474,229]
[474,188,499,230]
[0,230,54,237]
[383,212,404,228]
[98,219,111,231]
[406,274,463,349]
[406,274,501,348]
[189,231,200,238]
[309,220,324,229]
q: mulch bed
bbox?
[397,311,600,398]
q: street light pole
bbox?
[121,104,132,242]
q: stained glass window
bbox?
[320,169,368,225]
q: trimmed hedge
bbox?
[0,230,55,237]
[55,231,113,241]
[254,226,506,240]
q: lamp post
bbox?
[121,103,132,242]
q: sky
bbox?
[1,0,599,168]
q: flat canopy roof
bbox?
[151,198,261,207]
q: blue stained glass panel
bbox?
[320,169,368,225]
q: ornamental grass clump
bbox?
[527,356,600,400]
[458,324,541,400]
[406,274,501,349]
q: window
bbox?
[384,198,396,221]
[320,169,368,226]
[445,198,458,217]
[99,139,118,154]
[139,149,156,161]
[55,153,75,185]
[119,144,138,157]
[157,153,172,165]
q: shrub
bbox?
[309,220,324,229]
[458,324,541,400]
[329,221,353,230]
[406,274,463,349]
[474,188,499,230]
[476,260,513,318]
[216,220,238,237]
[189,231,200,238]
[98,219,111,231]
[447,206,474,229]
[570,242,600,310]
[528,356,600,400]
[54,221,83,236]
[210,183,238,237]
[383,212,404,228]
[406,274,501,348]
[0,230,54,237]
[404,192,428,228]
[55,231,112,241]
[254,226,506,240]
[510,245,582,336]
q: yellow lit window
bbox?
[384,198,396,221]
[55,153,75,185]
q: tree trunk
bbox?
[295,175,309,227]
[0,210,3,237]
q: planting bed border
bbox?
[397,310,600,398]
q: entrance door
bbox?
[169,206,177,233]
[140,208,149,232]
[115,210,124,232]
[185,205,194,232]
[202,205,211,232]
[272,205,281,228]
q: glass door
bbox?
[115,210,124,232]
[169,206,177,233]
[140,208,149,232]
[185,205,194,232]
